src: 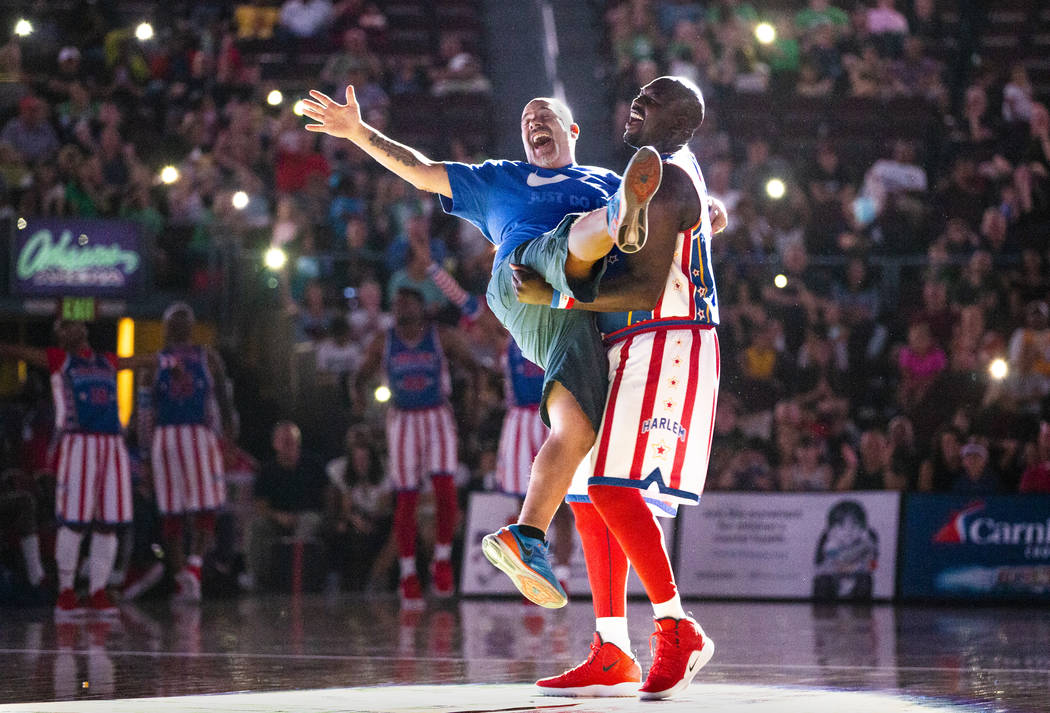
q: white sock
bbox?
[432,543,452,561]
[596,617,632,654]
[89,533,119,595]
[652,593,686,621]
[399,557,416,578]
[20,534,45,587]
[55,527,83,592]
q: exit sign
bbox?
[61,296,96,322]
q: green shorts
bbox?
[486,214,608,432]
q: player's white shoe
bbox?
[607,146,663,254]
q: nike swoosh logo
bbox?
[602,662,617,672]
[526,173,572,187]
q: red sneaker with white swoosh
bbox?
[535,633,641,697]
[638,616,714,700]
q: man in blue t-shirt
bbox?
[301,85,662,608]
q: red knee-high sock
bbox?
[588,485,677,605]
[570,501,628,618]
[429,474,458,546]
[394,490,420,559]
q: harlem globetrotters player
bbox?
[148,303,233,602]
[514,77,723,700]
[301,85,663,609]
[1,320,152,617]
[355,287,477,605]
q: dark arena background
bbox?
[0,1,1049,711]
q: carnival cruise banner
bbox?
[460,491,670,597]
[11,218,145,297]
[675,492,900,600]
[899,495,1050,600]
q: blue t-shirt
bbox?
[439,160,621,268]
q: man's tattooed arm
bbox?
[367,132,423,168]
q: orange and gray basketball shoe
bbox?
[481,525,567,608]
[638,616,714,700]
[606,145,663,253]
[536,633,641,697]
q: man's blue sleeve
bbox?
[438,161,498,240]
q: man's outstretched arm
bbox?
[301,85,452,198]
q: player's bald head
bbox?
[649,76,705,134]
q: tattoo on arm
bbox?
[368,133,422,167]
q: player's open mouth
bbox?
[626,107,644,130]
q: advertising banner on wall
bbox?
[11,218,145,297]
[900,495,1050,600]
[675,492,900,600]
[460,491,671,597]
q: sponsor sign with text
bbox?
[676,492,900,600]
[900,494,1050,600]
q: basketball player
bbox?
[0,320,152,617]
[513,77,722,700]
[354,287,476,605]
[146,303,233,602]
[301,86,661,608]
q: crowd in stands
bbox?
[3,0,1050,605]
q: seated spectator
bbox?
[1015,102,1050,219]
[857,139,927,229]
[844,43,890,97]
[908,279,955,349]
[795,0,849,37]
[347,278,393,344]
[897,321,947,411]
[796,60,834,98]
[1006,300,1050,414]
[918,428,964,492]
[887,415,920,486]
[866,0,908,56]
[892,36,945,103]
[934,156,990,232]
[840,429,905,490]
[323,425,393,590]
[293,279,337,344]
[1,96,59,165]
[245,422,328,590]
[952,441,999,495]
[320,28,377,92]
[739,319,783,411]
[803,23,844,89]
[1019,422,1050,493]
[279,0,333,40]
[779,436,834,491]
[430,34,492,97]
[1002,63,1036,126]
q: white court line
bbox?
[0,682,984,713]
[0,649,1046,676]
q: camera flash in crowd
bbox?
[267,89,284,106]
[755,22,776,45]
[160,165,179,184]
[988,358,1008,381]
[231,190,249,210]
[135,22,154,41]
[264,247,287,271]
[774,274,788,289]
[374,385,392,403]
[765,178,786,200]
[293,100,306,116]
[14,19,33,37]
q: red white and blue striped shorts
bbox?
[55,432,133,525]
[151,424,226,514]
[386,405,458,490]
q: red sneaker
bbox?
[430,559,454,597]
[399,574,423,609]
[54,588,84,620]
[638,617,714,700]
[86,589,119,616]
[536,633,641,697]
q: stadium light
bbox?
[159,165,179,184]
[16,217,26,230]
[765,178,786,200]
[135,22,154,41]
[755,22,776,45]
[774,274,788,289]
[988,358,1008,381]
[267,89,284,106]
[14,19,33,37]
[374,385,392,403]
[231,190,249,210]
[264,247,287,271]
[292,99,306,117]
